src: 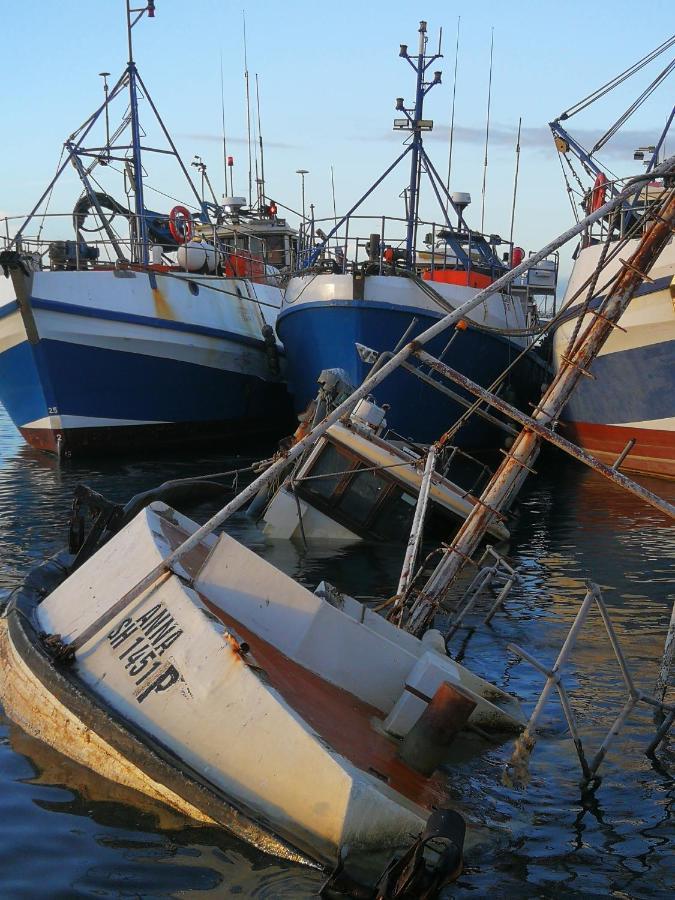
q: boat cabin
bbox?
[261,399,510,543]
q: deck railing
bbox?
[0,211,291,284]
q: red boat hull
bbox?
[562,420,675,480]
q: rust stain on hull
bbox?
[152,285,175,320]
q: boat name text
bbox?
[107,603,184,703]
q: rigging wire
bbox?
[37,147,66,243]
[559,34,675,120]
[592,56,675,153]
[556,150,581,222]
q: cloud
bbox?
[177,133,297,150]
[360,123,661,159]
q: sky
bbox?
[1,0,673,280]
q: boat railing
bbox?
[0,212,288,285]
[295,213,516,280]
[581,175,670,243]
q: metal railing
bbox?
[296,213,514,277]
[581,174,670,242]
[0,211,291,285]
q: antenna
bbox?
[330,165,337,228]
[480,27,494,233]
[445,16,460,206]
[220,55,228,198]
[99,72,111,160]
[509,117,522,254]
[124,0,157,265]
[243,10,253,208]
[256,74,266,209]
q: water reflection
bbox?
[0,406,674,897]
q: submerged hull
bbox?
[553,241,675,479]
[0,503,522,884]
[0,268,293,456]
[278,274,545,448]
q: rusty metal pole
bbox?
[395,445,438,603]
[405,188,675,636]
[655,599,675,704]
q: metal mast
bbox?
[396,21,442,268]
[125,0,155,264]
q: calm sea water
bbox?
[0,403,673,898]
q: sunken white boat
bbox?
[260,392,511,545]
[0,501,524,890]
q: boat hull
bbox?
[277,286,544,448]
[0,561,312,867]
[0,269,293,456]
[1,503,522,884]
[553,242,675,479]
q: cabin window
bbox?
[297,439,453,541]
[335,467,386,524]
[301,442,349,499]
[265,234,288,268]
[369,490,417,540]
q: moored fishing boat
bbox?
[0,2,295,457]
[277,21,556,449]
[0,499,524,892]
[550,43,675,478]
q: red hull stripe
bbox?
[562,421,675,479]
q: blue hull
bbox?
[277,300,543,447]
[0,338,292,455]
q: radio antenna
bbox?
[220,55,228,197]
[480,27,494,232]
[445,16,460,207]
[256,74,266,207]
[509,117,522,253]
[243,10,253,208]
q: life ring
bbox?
[590,173,608,213]
[168,205,193,244]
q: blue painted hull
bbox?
[277,300,544,447]
[0,337,292,455]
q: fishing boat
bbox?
[0,497,524,892]
[549,41,675,479]
[277,21,556,449]
[0,2,295,457]
[258,370,511,545]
